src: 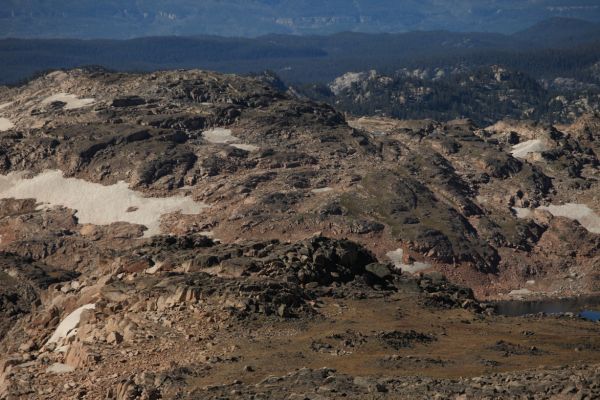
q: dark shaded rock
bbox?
[136,150,197,185]
[287,172,315,189]
[377,330,436,350]
[149,234,215,250]
[261,191,303,210]
[112,96,147,108]
[350,220,385,234]
[418,274,485,312]
[365,263,393,280]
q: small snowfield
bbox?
[510,139,548,159]
[0,118,14,131]
[42,93,95,110]
[514,203,600,234]
[203,128,259,152]
[0,170,209,236]
[47,304,96,345]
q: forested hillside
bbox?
[300,65,600,124]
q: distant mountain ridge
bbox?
[514,17,600,47]
[2,1,600,38]
[2,18,600,86]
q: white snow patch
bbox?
[512,207,533,219]
[311,187,333,194]
[514,203,600,234]
[203,128,240,144]
[0,118,14,132]
[203,128,259,152]
[0,170,209,237]
[386,248,431,274]
[230,143,260,152]
[41,93,95,110]
[46,71,69,82]
[508,288,532,297]
[199,230,221,243]
[539,203,600,234]
[510,139,548,158]
[47,304,95,344]
[46,363,75,374]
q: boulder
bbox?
[365,263,393,280]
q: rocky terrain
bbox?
[0,68,598,398]
[303,65,600,125]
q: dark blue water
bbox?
[580,310,600,321]
[495,296,600,321]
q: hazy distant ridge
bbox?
[1,18,600,85]
[1,1,600,38]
